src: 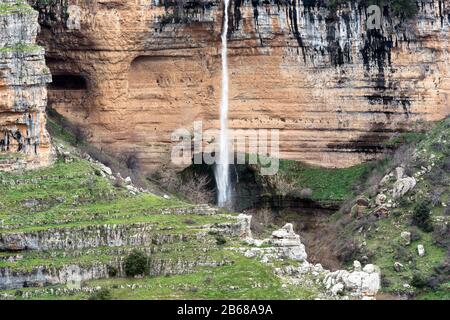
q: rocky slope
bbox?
[29,0,449,171]
[0,0,52,171]
[326,117,449,299]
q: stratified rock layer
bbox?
[33,0,449,171]
[0,0,52,171]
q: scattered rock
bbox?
[372,205,390,218]
[97,163,112,176]
[356,197,370,207]
[126,185,139,195]
[394,262,403,272]
[400,231,411,246]
[363,264,376,274]
[236,214,252,239]
[392,177,416,199]
[417,244,425,257]
[395,167,405,180]
[331,283,344,295]
[375,194,387,206]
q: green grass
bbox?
[365,216,447,294]
[8,252,319,300]
[0,44,42,53]
[278,160,370,203]
[0,153,234,233]
[0,238,225,271]
[0,2,33,15]
[415,283,450,300]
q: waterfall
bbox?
[215,0,232,207]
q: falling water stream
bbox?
[215,0,231,207]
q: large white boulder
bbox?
[392,177,416,198]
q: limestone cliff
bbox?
[31,0,449,171]
[0,0,52,171]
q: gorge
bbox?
[0,0,449,301]
[25,0,449,173]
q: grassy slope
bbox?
[330,118,449,299]
[278,160,370,203]
[8,252,318,300]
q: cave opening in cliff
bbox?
[49,74,88,91]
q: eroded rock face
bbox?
[0,0,53,171]
[31,0,449,171]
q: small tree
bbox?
[73,126,87,145]
[88,288,111,300]
[124,250,148,277]
[412,200,433,232]
[123,152,139,170]
[179,174,214,204]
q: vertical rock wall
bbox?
[0,0,52,171]
[30,0,450,171]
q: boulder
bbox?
[395,167,405,180]
[417,244,425,257]
[392,177,416,199]
[266,224,308,261]
[236,214,252,239]
[375,194,387,206]
[331,283,344,295]
[98,163,112,176]
[400,231,411,246]
[363,264,376,274]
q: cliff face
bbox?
[32,0,449,171]
[0,0,52,171]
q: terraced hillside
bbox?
[0,136,385,300]
[0,142,245,295]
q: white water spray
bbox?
[215,0,231,207]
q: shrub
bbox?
[250,208,274,236]
[334,237,359,263]
[432,223,449,248]
[74,126,87,145]
[266,172,299,196]
[411,273,428,289]
[123,152,139,170]
[215,234,227,246]
[179,174,214,204]
[412,200,433,232]
[88,288,111,300]
[153,170,214,204]
[113,178,124,189]
[107,265,118,277]
[183,218,196,225]
[124,250,148,277]
[409,227,422,242]
[393,244,412,262]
